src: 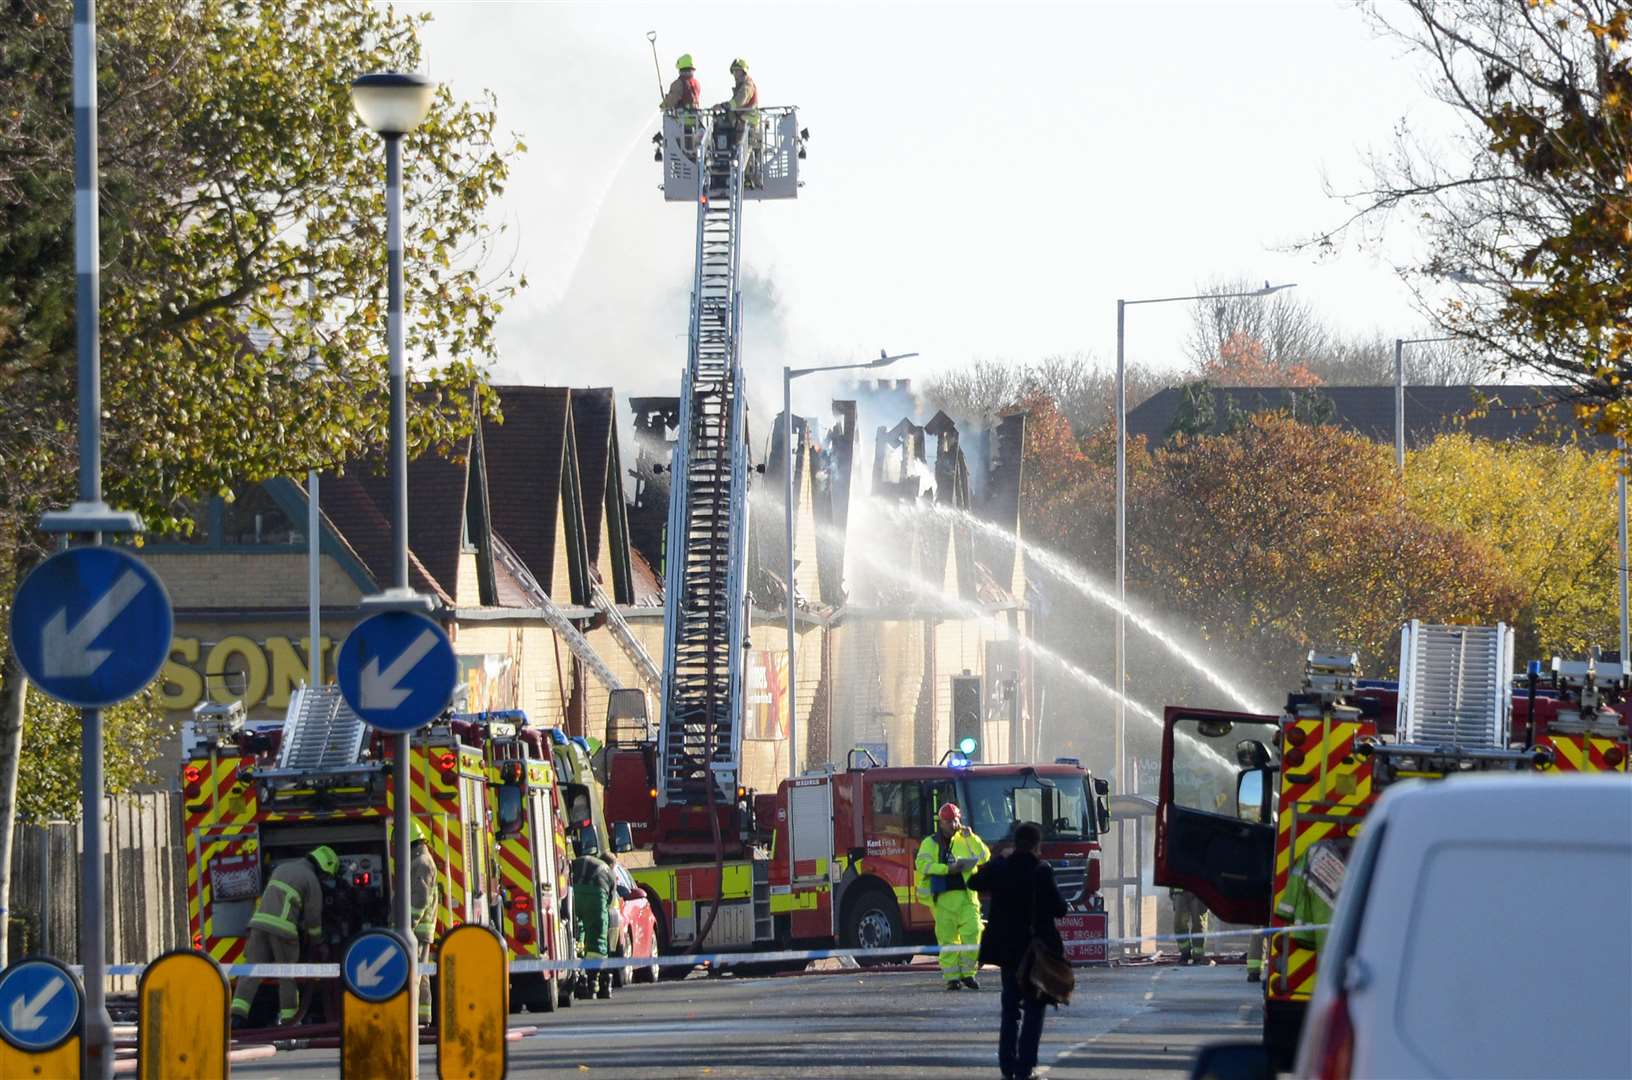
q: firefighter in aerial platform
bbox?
[915,802,991,990]
[231,845,338,1027]
[660,54,702,159]
[409,820,439,1026]
[713,58,762,186]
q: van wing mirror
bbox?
[610,820,635,853]
[1092,777,1110,796]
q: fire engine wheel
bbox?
[516,971,559,1013]
[842,886,903,966]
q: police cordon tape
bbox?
[72,924,1328,980]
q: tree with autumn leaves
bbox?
[1020,401,1619,713]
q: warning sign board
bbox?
[1058,912,1109,964]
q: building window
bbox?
[223,486,297,545]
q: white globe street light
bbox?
[350,71,436,136]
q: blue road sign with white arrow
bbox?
[9,546,173,709]
[336,611,457,733]
[343,930,411,1004]
[0,958,83,1052]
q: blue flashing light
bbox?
[946,751,970,769]
[546,728,568,745]
[570,735,591,754]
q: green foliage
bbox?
[0,0,520,804]
[0,0,519,550]
[1405,434,1620,662]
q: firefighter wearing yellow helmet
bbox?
[914,801,990,989]
[409,819,439,1024]
[231,845,338,1027]
[660,53,701,111]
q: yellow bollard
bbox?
[341,929,417,1080]
[436,924,508,1080]
[137,949,230,1080]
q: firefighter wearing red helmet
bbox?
[915,801,991,989]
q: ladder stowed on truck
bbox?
[1153,622,1631,1068]
[179,685,586,1024]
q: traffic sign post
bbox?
[341,930,416,1079]
[337,606,455,1043]
[436,925,508,1080]
[0,957,84,1077]
[10,546,174,709]
[336,611,457,733]
[136,950,229,1080]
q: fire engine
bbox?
[1154,622,1631,1066]
[180,686,582,1025]
[596,109,1108,971]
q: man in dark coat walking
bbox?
[969,822,1067,1080]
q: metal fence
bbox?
[7,792,187,989]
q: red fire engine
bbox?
[180,687,581,1025]
[1155,624,1630,1067]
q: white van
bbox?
[1297,774,1632,1079]
[1193,774,1632,1080]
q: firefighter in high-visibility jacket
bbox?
[409,820,439,1024]
[231,845,338,1026]
[915,802,991,990]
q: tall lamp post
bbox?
[351,70,436,945]
[1113,281,1293,945]
[1393,336,1455,472]
[784,349,916,783]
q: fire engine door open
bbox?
[786,776,835,933]
[1154,707,1278,925]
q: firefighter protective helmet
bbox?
[676,53,695,71]
[730,57,749,72]
[309,845,340,876]
[938,802,963,825]
[410,819,430,846]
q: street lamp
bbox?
[1113,280,1293,945]
[783,349,916,783]
[1393,336,1455,472]
[351,70,435,954]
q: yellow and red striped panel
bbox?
[1267,714,1376,1003]
[1538,734,1630,773]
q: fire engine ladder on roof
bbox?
[657,117,753,807]
[592,581,661,694]
[1398,621,1515,749]
[276,684,370,770]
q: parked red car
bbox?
[608,860,660,986]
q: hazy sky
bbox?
[407,0,1455,414]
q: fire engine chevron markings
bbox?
[8,977,63,1033]
[39,569,143,679]
[359,628,439,710]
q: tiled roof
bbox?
[482,386,575,597]
[348,440,470,604]
[1127,384,1609,448]
[571,388,616,566]
[314,466,454,604]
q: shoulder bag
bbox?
[1015,862,1075,1006]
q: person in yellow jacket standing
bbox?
[231,845,338,1027]
[409,821,439,1025]
[915,802,991,990]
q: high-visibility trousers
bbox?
[933,889,982,982]
[232,929,300,1023]
[1247,930,1263,973]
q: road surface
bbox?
[237,961,1260,1078]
